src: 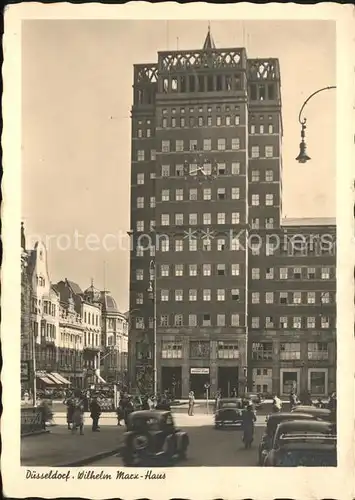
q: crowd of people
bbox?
[271,390,337,414]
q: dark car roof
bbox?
[268,412,314,422]
[293,406,331,414]
[220,398,242,403]
[276,419,334,434]
[129,410,170,420]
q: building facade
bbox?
[128,30,336,398]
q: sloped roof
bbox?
[202,27,216,50]
[66,279,83,295]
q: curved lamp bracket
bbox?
[298,86,336,125]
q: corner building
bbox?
[128,30,335,398]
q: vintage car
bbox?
[244,392,264,410]
[121,410,189,466]
[214,398,244,429]
[258,412,321,465]
[263,419,336,467]
[291,405,334,422]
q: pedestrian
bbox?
[242,403,257,449]
[272,394,282,413]
[124,397,134,427]
[147,395,154,410]
[72,399,84,435]
[188,391,195,416]
[90,397,101,432]
[66,397,75,430]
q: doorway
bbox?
[161,367,182,399]
[280,369,300,396]
[189,374,210,398]
[218,367,239,397]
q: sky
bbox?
[21,20,336,312]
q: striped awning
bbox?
[51,372,71,385]
[37,375,56,385]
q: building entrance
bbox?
[189,368,210,398]
[161,367,182,399]
[218,367,239,397]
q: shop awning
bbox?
[51,372,71,385]
[37,375,56,385]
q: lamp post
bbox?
[147,259,157,397]
[296,86,336,163]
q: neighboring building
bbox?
[99,290,128,385]
[128,30,336,398]
[21,223,32,363]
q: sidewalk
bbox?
[21,424,124,467]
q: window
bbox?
[217,188,226,200]
[251,146,260,158]
[176,164,184,177]
[321,292,330,304]
[175,140,184,152]
[203,264,211,276]
[137,150,145,161]
[268,124,274,134]
[171,118,176,128]
[234,115,240,125]
[251,170,260,182]
[251,242,260,255]
[161,238,169,252]
[307,267,316,279]
[218,238,226,251]
[217,263,226,276]
[252,194,259,206]
[266,267,274,279]
[162,341,182,359]
[203,213,211,225]
[265,170,274,182]
[307,292,315,304]
[251,124,256,134]
[190,341,210,358]
[308,342,328,360]
[161,214,170,226]
[189,163,198,176]
[231,162,240,175]
[189,289,197,301]
[260,125,264,134]
[252,342,273,360]
[217,213,226,224]
[150,196,155,208]
[218,342,239,359]
[293,316,302,328]
[217,289,225,301]
[321,316,330,328]
[162,118,168,128]
[266,292,274,304]
[218,138,226,150]
[203,163,212,175]
[293,267,302,279]
[136,293,143,305]
[265,217,274,229]
[136,269,143,280]
[203,239,211,251]
[265,194,274,206]
[307,317,316,329]
[189,213,197,225]
[175,239,183,252]
[266,242,275,256]
[252,292,259,304]
[175,290,183,301]
[280,267,288,279]
[175,214,184,225]
[161,264,169,277]
[176,188,183,201]
[280,292,288,304]
[162,140,170,152]
[231,289,240,301]
[160,315,169,327]
[189,139,197,151]
[309,371,327,395]
[232,187,240,200]
[136,173,144,185]
[137,129,142,138]
[231,314,240,326]
[161,164,170,177]
[251,317,260,328]
[321,267,330,279]
[180,117,185,127]
[175,264,183,276]
[135,318,144,330]
[232,138,240,150]
[231,264,240,276]
[225,116,231,126]
[136,197,144,208]
[189,264,197,276]
[293,292,302,304]
[203,139,212,151]
[265,146,274,158]
[136,220,144,232]
[161,289,169,302]
[198,116,204,126]
[231,212,240,224]
[252,268,260,280]
[189,239,197,251]
[150,150,156,160]
[251,218,260,229]
[203,188,211,200]
[216,116,222,126]
[280,316,288,328]
[266,316,274,328]
[280,343,301,360]
[162,189,169,201]
[217,314,226,327]
[207,116,212,126]
[189,314,197,326]
[136,246,144,257]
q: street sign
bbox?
[204,382,210,389]
[190,367,209,374]
[21,361,30,382]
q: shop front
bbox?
[189,367,210,398]
[280,368,300,396]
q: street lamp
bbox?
[296,86,336,163]
[147,259,157,397]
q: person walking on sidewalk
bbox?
[188,391,195,416]
[72,399,84,435]
[66,398,75,430]
[90,397,101,432]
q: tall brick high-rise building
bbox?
[128,30,336,399]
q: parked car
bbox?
[291,405,334,422]
[258,412,322,465]
[121,410,189,466]
[263,419,336,467]
[214,398,244,429]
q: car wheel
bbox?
[123,433,149,466]
[179,435,189,460]
[162,435,176,458]
[214,423,220,429]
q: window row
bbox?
[134,236,242,254]
[138,263,241,283]
[159,185,241,201]
[251,193,277,206]
[135,149,156,162]
[161,105,240,115]
[251,217,275,229]
[161,73,243,94]
[251,266,335,280]
[158,288,242,302]
[250,169,276,182]
[250,291,334,305]
[137,339,240,360]
[159,161,241,177]
[251,341,330,360]
[160,211,243,226]
[250,145,275,158]
[250,124,275,135]
[161,114,241,129]
[250,316,333,329]
[250,242,334,257]
[135,313,240,329]
[159,137,243,153]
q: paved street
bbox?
[22,412,265,467]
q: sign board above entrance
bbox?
[190,368,209,375]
